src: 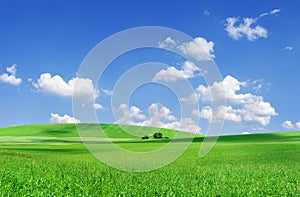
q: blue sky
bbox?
[1,0,300,135]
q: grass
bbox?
[0,124,300,196]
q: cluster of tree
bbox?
[153,132,163,139]
[142,132,168,140]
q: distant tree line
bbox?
[141,132,168,140]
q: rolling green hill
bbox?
[0,124,300,196]
[0,124,198,156]
[0,123,186,138]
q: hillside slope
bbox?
[0,124,183,138]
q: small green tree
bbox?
[153,132,163,139]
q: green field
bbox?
[0,124,300,196]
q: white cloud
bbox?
[197,104,276,126]
[197,75,249,104]
[252,79,271,93]
[158,37,177,49]
[225,17,267,41]
[296,122,300,130]
[194,105,242,123]
[281,121,300,130]
[115,103,200,133]
[180,117,200,133]
[178,37,215,61]
[270,9,281,15]
[114,104,146,125]
[159,37,215,61]
[129,106,147,120]
[6,64,17,75]
[93,103,104,110]
[115,104,133,125]
[204,9,210,16]
[0,64,22,86]
[241,101,276,126]
[33,73,98,101]
[281,120,294,129]
[242,131,250,135]
[189,75,277,126]
[153,61,202,82]
[50,113,80,124]
[253,83,263,92]
[259,9,281,18]
[147,103,176,122]
[252,79,264,93]
[221,106,243,122]
[0,74,22,86]
[101,89,113,96]
[285,46,293,51]
[192,106,212,120]
[225,9,280,41]
[180,93,198,105]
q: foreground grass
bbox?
[0,124,300,196]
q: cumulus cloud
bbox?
[220,106,243,122]
[114,104,146,125]
[187,75,277,126]
[6,64,17,75]
[179,93,198,105]
[197,75,248,104]
[192,106,212,120]
[225,17,267,41]
[281,121,300,129]
[193,105,242,123]
[101,89,113,96]
[196,104,276,126]
[225,9,280,41]
[146,103,176,122]
[158,37,177,49]
[33,73,99,101]
[159,37,215,61]
[153,61,203,82]
[50,113,80,124]
[178,37,215,61]
[129,106,147,120]
[0,64,22,86]
[0,74,22,86]
[281,121,294,129]
[285,46,293,51]
[115,103,200,133]
[296,122,300,129]
[93,103,104,110]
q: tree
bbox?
[153,132,163,139]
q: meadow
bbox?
[0,124,300,196]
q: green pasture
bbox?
[0,124,299,196]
